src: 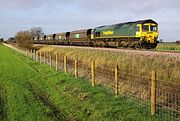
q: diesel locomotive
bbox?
[33,19,159,49]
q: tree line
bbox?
[0,38,4,42]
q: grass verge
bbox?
[156,43,180,51]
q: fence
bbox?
[4,43,180,121]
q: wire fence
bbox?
[5,44,180,121]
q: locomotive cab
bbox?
[136,23,159,49]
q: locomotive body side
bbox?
[93,23,137,47]
[93,19,159,48]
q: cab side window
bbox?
[142,25,149,32]
[150,26,157,31]
[136,26,140,32]
[95,32,100,37]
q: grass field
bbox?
[35,44,179,84]
[156,43,180,51]
[0,44,171,121]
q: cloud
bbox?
[1,0,180,12]
[76,0,180,14]
[0,0,43,9]
[0,0,180,41]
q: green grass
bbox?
[0,43,171,121]
[156,43,180,51]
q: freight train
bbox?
[33,19,159,49]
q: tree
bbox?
[30,27,44,37]
[159,39,163,43]
[15,27,44,49]
[15,31,32,49]
[176,40,180,45]
[0,38,4,42]
[9,37,15,42]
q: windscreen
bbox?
[150,25,157,32]
[142,25,149,32]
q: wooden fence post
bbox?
[44,52,46,64]
[33,50,36,60]
[26,50,28,57]
[40,51,42,63]
[74,59,78,78]
[151,71,156,115]
[47,53,49,66]
[115,65,119,96]
[29,49,31,58]
[31,49,33,58]
[36,51,38,61]
[56,54,58,71]
[30,50,31,57]
[64,56,67,73]
[28,49,30,57]
[23,49,26,55]
[91,60,95,86]
[49,53,52,68]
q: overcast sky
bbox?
[0,0,180,41]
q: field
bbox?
[30,44,179,120]
[34,44,180,83]
[0,43,172,121]
[156,43,180,51]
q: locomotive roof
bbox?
[117,19,157,25]
[96,19,158,29]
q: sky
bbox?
[0,0,180,42]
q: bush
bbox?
[176,40,180,45]
[15,31,33,49]
[15,27,43,49]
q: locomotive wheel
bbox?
[89,42,94,47]
[151,43,157,49]
[105,43,109,47]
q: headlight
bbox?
[141,36,145,40]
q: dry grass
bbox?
[33,45,180,84]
